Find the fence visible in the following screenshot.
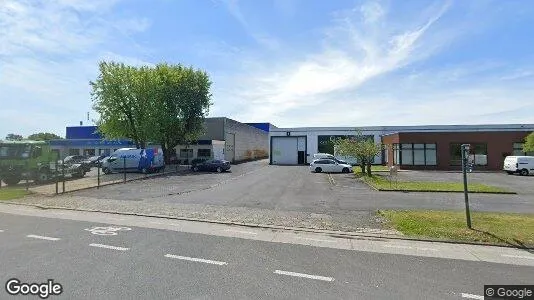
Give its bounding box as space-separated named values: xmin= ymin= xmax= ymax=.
xmin=0 ymin=157 xmax=185 ymax=196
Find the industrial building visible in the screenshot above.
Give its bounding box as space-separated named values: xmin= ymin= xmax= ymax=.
xmin=50 ymin=118 xmax=274 ymax=163
xmin=269 ymin=124 xmax=534 ymax=170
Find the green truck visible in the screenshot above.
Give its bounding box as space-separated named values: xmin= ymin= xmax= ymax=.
xmin=0 ymin=140 xmax=85 ymax=186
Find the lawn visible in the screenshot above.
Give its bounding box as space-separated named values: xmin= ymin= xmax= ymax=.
xmin=380 ymin=210 xmax=534 ymax=247
xmin=354 ymin=171 xmax=511 ymax=193
xmin=352 ymin=165 xmax=390 ymax=172
xmin=0 ymin=188 xmax=29 ymax=200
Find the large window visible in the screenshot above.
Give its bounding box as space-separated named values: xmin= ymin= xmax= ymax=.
xmin=513 ymin=142 xmax=534 ymax=156
xmin=393 ymin=143 xmax=436 ymax=166
xmin=450 ymin=143 xmax=487 ymax=166
xmin=180 ymin=149 xmax=193 ymax=158
xmin=197 ymin=149 xmax=211 ymax=157
xmin=317 ymin=135 xmax=371 ymax=154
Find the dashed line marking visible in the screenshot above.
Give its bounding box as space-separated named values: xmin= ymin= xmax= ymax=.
xmin=461 ymin=293 xmax=484 ymax=299
xmin=89 ymin=243 xmax=129 ymax=251
xmin=502 ymin=254 xmax=534 ymax=260
xmin=224 ymin=229 xmax=258 ymax=235
xmin=383 ymin=245 xmax=438 ymax=251
xmin=26 ymin=235 xmax=60 ymax=241
xmin=164 ymin=254 xmax=227 ymax=265
xmin=274 ymin=270 xmax=334 ymax=282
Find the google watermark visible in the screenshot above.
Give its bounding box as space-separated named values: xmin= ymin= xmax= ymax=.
xmin=5 ymin=278 xmax=62 ymax=299
xmin=485 ymin=285 xmax=534 ymax=299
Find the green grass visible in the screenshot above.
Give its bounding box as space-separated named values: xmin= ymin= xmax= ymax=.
xmin=354 ymin=171 xmax=511 ymax=193
xmin=380 ymin=210 xmax=534 ymax=247
xmin=0 ymin=188 xmax=29 ymax=200
xmin=352 ymin=165 xmax=390 ymax=172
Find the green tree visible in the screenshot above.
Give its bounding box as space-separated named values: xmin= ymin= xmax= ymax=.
xmin=524 ymin=132 xmax=534 ymax=153
xmin=27 ymin=132 xmax=62 ymax=141
xmin=91 ymin=61 xmax=212 ymax=162
xmin=334 ymin=130 xmax=382 ymax=176
xmin=5 ymin=133 xmax=23 ymax=141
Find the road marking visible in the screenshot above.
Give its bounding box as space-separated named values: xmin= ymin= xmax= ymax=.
xmin=0 ymin=229 xmax=4 ymax=232
xmin=274 ymin=270 xmax=334 ymax=282
xmin=89 ymin=243 xmax=129 ymax=251
xmin=164 ymin=254 xmax=227 ymax=265
xmin=85 ymin=226 xmax=132 ymax=236
xmin=26 ymin=235 xmax=60 ymax=241
xmin=461 ymin=293 xmax=484 ymax=299
xmin=383 ymin=245 xmax=438 ymax=251
xmin=296 ymin=237 xmax=335 ymax=243
xmin=502 ymin=254 xmax=534 ymax=260
xmin=224 ymin=229 xmax=258 ymax=235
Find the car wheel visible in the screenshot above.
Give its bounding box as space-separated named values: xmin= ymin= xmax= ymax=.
xmin=342 ymin=167 xmax=350 ymax=173
xmin=315 ymin=167 xmax=322 ymax=173
xmin=216 ymin=167 xmax=222 ymax=173
xmin=36 ymin=170 xmax=51 ymax=183
xmin=193 ymin=166 xmax=199 ymax=172
xmin=520 ymin=169 xmax=529 ymax=176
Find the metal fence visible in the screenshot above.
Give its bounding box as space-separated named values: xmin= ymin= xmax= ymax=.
xmin=0 ymin=157 xmax=185 ymax=196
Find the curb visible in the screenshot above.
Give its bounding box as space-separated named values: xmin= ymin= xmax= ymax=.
xmin=357 ymin=178 xmax=516 ymax=194
xmin=1 ymin=201 xmax=531 ymax=250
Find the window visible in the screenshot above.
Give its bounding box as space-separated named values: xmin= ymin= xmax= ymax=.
xmin=450 ymin=143 xmax=487 ymax=166
xmin=180 ymin=149 xmax=193 ymax=158
xmin=513 ymin=142 xmax=534 ymax=156
xmin=395 ymin=143 xmax=436 ymax=166
xmin=197 ymin=149 xmax=211 ymax=157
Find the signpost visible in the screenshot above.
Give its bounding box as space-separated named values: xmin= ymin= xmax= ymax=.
xmin=461 ymin=144 xmax=472 ymax=229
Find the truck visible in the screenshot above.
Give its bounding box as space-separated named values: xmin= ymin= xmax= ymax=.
xmin=0 ymin=140 xmax=86 ymax=186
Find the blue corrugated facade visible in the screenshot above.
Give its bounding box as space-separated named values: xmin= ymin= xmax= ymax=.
xmin=245 ymin=123 xmax=272 ymax=132
xmin=66 ymin=126 xmax=102 ymax=139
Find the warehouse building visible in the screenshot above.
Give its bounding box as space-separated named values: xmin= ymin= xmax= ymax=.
xmin=269 ymin=124 xmax=534 ymax=170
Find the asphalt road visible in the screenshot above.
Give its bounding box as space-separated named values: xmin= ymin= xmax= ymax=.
xmin=0 ymin=211 xmax=532 ymax=300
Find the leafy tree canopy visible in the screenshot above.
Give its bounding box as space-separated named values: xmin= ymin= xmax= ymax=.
xmin=27 ymin=132 xmax=63 ymax=141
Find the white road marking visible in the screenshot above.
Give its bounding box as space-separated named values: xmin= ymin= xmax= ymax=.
xmin=502 ymin=254 xmax=534 ymax=260
xmin=89 ymin=243 xmax=129 ymax=251
xmin=0 ymin=229 xmax=4 ymax=232
xmin=296 ymin=237 xmax=335 ymax=243
xmin=85 ymin=226 xmax=132 ymax=236
xmin=26 ymin=234 xmax=60 ymax=241
xmin=383 ymin=245 xmax=438 ymax=251
xmin=461 ymin=293 xmax=484 ymax=299
xmin=164 ymin=254 xmax=227 ymax=265
xmin=224 ymin=229 xmax=258 ymax=235
xmin=274 ymin=270 xmax=334 ymax=282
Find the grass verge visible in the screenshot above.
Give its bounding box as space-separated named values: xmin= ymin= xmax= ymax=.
xmin=352 ymin=165 xmax=390 ymax=172
xmin=380 ymin=210 xmax=534 ymax=248
xmin=354 ymin=171 xmax=511 ymax=193
xmin=0 ymin=188 xmax=30 ymax=200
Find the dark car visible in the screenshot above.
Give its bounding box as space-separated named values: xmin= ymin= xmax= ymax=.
xmin=63 ymin=155 xmax=91 ymax=172
xmin=82 ymin=155 xmax=108 ymax=168
xmin=191 ymin=159 xmax=231 ymax=173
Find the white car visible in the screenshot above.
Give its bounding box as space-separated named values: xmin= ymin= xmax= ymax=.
xmin=310 ymin=159 xmax=353 ymax=173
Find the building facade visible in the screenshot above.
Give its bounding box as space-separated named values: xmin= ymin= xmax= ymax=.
xmin=269 ymin=124 xmax=534 ymax=169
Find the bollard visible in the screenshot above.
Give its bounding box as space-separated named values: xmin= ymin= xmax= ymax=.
xmin=123 ymin=157 xmax=126 ymax=183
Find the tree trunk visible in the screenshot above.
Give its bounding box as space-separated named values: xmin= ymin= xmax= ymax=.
xmin=366 ymin=163 xmax=372 ymax=176
xmin=359 ymin=157 xmax=366 ymax=174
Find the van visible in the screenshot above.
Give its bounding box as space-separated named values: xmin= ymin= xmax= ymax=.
xmin=503 ymin=156 xmax=534 ymax=176
xmin=102 ymin=147 xmax=164 ymax=174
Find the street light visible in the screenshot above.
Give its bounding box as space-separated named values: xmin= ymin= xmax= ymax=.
xmin=461 ymin=144 xmax=472 ymax=228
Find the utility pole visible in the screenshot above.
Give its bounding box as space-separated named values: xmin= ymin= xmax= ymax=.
xmin=461 ymin=144 xmax=472 ymax=229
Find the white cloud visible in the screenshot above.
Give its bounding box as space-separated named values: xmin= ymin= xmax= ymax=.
xmin=360 ymin=1 xmax=385 ymax=24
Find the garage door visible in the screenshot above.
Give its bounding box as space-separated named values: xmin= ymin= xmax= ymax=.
xmin=271 ymin=137 xmax=298 ymax=165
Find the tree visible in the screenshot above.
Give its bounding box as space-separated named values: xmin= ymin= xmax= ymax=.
xmin=91 ymin=61 xmax=212 ymax=162
xmin=524 ymin=132 xmax=534 ymax=153
xmin=5 ymin=133 xmax=23 ymax=141
xmin=27 ymin=132 xmax=62 ymax=141
xmin=334 ymin=130 xmax=382 ymax=176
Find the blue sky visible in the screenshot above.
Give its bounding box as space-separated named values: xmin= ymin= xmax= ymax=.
xmin=1 ymin=0 xmax=533 ymax=138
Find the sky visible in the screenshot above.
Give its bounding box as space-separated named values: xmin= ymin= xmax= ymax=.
xmin=1 ymin=0 xmax=533 ymax=138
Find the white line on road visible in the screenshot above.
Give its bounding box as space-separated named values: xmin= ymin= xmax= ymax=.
xmin=224 ymin=229 xmax=258 ymax=235
xmin=164 ymin=254 xmax=228 ymax=265
xmin=0 ymin=229 xmax=4 ymax=232
xmin=274 ymin=270 xmax=334 ymax=282
xmin=502 ymin=254 xmax=534 ymax=260
xmin=89 ymin=243 xmax=129 ymax=251
xmin=26 ymin=234 xmax=60 ymax=241
xmin=461 ymin=293 xmax=484 ymax=299
xmin=383 ymin=245 xmax=438 ymax=251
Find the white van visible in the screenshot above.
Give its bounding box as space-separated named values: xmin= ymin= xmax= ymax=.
xmin=102 ymin=147 xmax=164 ymax=174
xmin=503 ymin=156 xmax=534 ymax=176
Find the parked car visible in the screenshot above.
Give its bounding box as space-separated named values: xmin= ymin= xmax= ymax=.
xmin=191 ymin=159 xmax=231 ymax=173
xmin=62 ymin=155 xmax=91 ymax=172
xmin=313 ymin=153 xmax=349 ymax=165
xmin=503 ymin=156 xmax=534 ymax=176
xmin=310 ymin=159 xmax=352 ymax=173
xmin=101 ymin=147 xmax=164 ymax=174
xmin=82 ymin=155 xmax=108 ymax=168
